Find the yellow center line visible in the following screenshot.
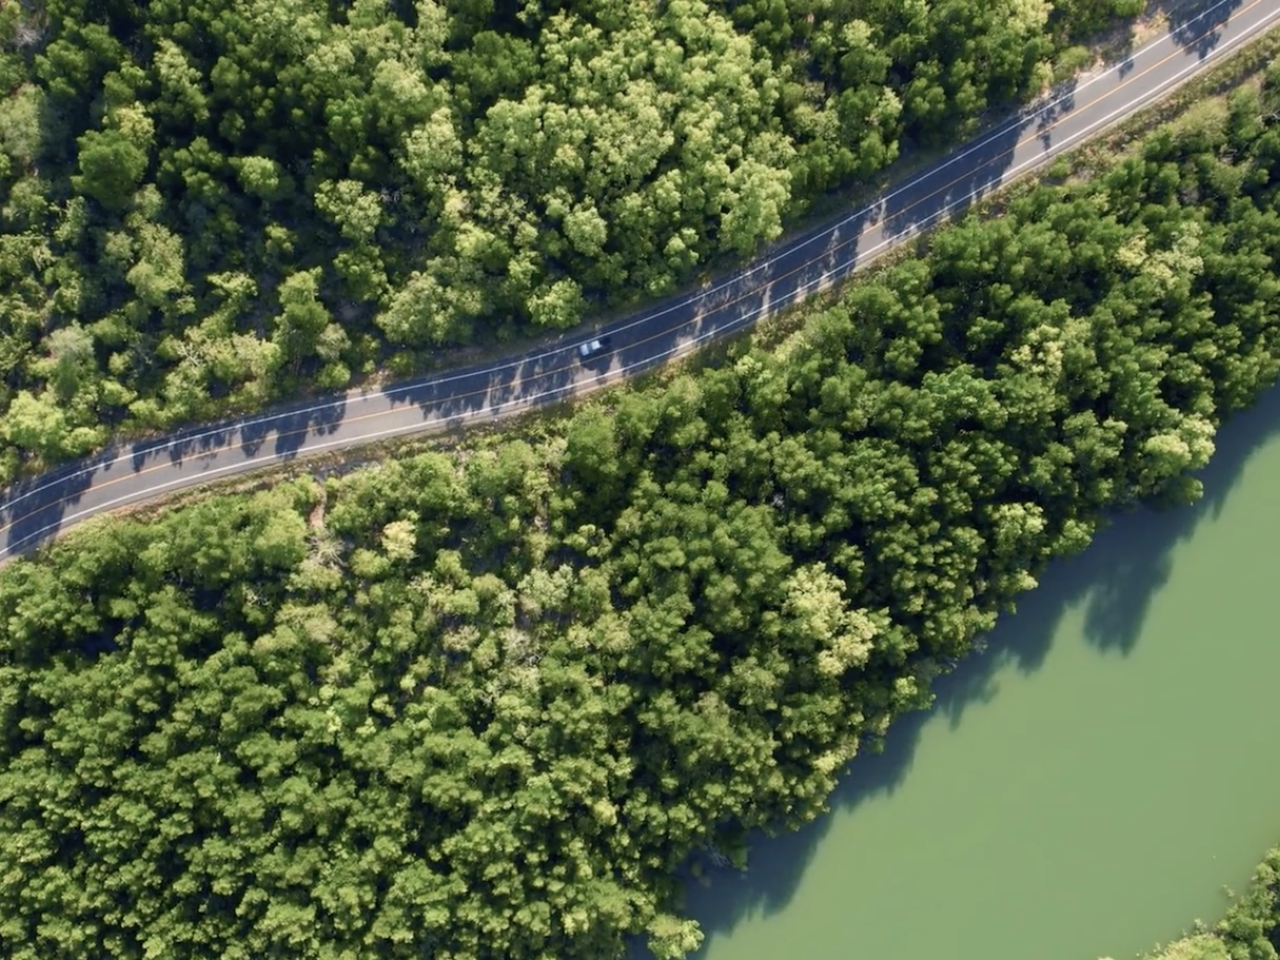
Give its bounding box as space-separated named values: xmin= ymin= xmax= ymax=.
xmin=0 ymin=0 xmax=1271 ymax=549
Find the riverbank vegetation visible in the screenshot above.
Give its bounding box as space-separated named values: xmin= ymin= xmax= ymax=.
xmin=5 ymin=43 xmax=1280 ymax=960
xmin=0 ymin=0 xmax=1146 ymax=479
xmin=1106 ymin=847 xmax=1280 ymax=960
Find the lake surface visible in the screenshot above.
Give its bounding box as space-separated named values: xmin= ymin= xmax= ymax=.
xmin=669 ymin=385 xmax=1280 ymax=960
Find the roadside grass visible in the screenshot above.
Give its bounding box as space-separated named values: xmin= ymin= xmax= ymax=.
xmin=22 ymin=5 xmax=1280 ymax=553
xmin=477 ymin=0 xmax=1280 ymax=384
xmin=4 ymin=2 xmax=1193 ymax=462
xmin=369 ymin=0 xmax=1277 ymax=382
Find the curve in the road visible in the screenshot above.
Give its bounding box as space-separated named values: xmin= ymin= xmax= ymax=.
xmin=2 ymin=0 xmax=1277 ymax=563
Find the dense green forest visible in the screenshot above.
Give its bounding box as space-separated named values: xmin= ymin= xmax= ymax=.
xmin=0 ymin=0 xmax=1143 ymax=479
xmin=1113 ymin=847 xmax=1280 ymax=960
xmin=3 ymin=59 xmax=1280 ymax=960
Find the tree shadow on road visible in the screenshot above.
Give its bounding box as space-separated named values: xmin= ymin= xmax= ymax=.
xmin=1159 ymin=0 xmax=1245 ymax=60
xmin=876 ymin=73 xmax=1086 ymax=247
xmin=0 ymin=455 xmax=95 ymax=563
xmin=239 ymin=397 xmax=347 ymax=460
xmin=0 ymin=391 xmax=356 ymax=564
xmin=387 ymin=341 xmax=584 ymax=433
xmin=637 ymin=382 xmax=1280 ymax=959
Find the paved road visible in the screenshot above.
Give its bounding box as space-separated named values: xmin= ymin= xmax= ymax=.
xmin=2 ymin=0 xmax=1278 ymax=563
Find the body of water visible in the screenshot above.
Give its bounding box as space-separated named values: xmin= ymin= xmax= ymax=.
xmin=671 ymin=385 xmax=1280 ymax=960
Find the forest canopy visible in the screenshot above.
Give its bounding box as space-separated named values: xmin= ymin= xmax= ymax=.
xmin=3 ymin=60 xmax=1280 ymax=960
xmin=0 ymin=0 xmax=1142 ymax=479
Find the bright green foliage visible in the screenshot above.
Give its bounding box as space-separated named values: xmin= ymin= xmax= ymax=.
xmin=0 ymin=0 xmax=1135 ymax=470
xmin=5 ymin=84 xmax=1280 ymax=960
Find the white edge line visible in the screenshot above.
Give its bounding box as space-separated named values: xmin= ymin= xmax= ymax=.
xmin=0 ymin=0 xmax=1245 ymax=515
xmin=0 ymin=0 xmax=1271 ymax=559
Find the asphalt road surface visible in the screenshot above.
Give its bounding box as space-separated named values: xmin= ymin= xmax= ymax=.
xmin=3 ymin=0 xmax=1279 ymax=564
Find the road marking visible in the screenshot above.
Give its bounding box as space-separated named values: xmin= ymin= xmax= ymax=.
xmin=0 ymin=0 xmax=1250 ymax=520
xmin=1 ymin=0 xmax=1274 ymax=557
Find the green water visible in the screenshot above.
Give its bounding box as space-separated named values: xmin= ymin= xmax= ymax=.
xmin=676 ymin=386 xmax=1280 ymax=960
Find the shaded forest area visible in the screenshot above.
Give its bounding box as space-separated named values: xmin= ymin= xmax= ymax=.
xmin=0 ymin=0 xmax=1143 ymax=478
xmin=3 ymin=60 xmax=1280 ymax=960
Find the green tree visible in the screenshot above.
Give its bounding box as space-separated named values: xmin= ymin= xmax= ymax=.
xmin=272 ymin=267 xmax=332 ymax=369
xmin=73 ymin=126 xmax=149 ymax=208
